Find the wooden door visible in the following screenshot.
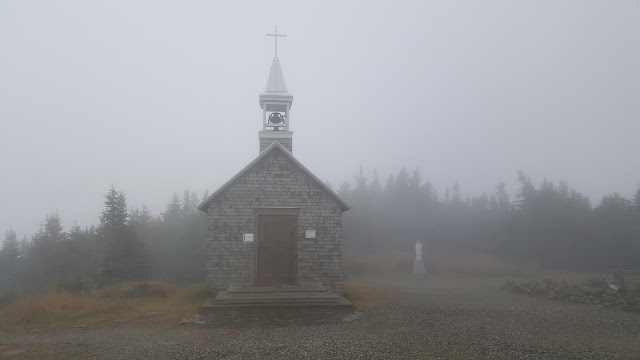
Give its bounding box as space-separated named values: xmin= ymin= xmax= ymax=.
xmin=256 ymin=215 xmax=297 ymax=284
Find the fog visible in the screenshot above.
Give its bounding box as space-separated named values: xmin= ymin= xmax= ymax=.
xmin=2 ymin=0 xmax=640 ymax=237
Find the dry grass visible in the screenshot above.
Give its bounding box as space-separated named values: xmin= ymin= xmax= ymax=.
xmin=344 ymin=252 xmax=607 ymax=284
xmin=345 ymin=251 xmax=545 ymax=277
xmin=0 ymin=282 xmax=211 ymax=332
xmin=344 ymin=251 xmax=413 ymax=275
xmin=425 ymin=253 xmax=541 ymax=276
xmin=0 ymin=280 xmax=394 ymax=331
xmin=343 ymin=280 xmax=395 ymax=309
xmin=523 ymin=270 xmax=604 ymax=282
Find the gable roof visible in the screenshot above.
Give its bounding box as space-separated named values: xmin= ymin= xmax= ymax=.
xmin=197 ymin=141 xmax=350 ymax=212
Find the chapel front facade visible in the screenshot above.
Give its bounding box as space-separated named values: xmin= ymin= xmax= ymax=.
xmin=197 ymin=46 xmax=349 ymax=295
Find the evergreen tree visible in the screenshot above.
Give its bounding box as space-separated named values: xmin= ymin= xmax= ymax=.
xmin=98 ymin=187 xmax=147 ymax=284
xmin=344 ymin=167 xmax=372 ymax=251
xmin=451 ymin=181 xmax=462 ymax=207
xmin=163 ymin=193 xmax=182 ymax=222
xmin=99 ymin=186 xmax=129 ymax=233
xmin=515 ymin=171 xmax=535 ymax=211
xmin=494 ymin=182 xmax=510 ymax=212
xmin=409 ymin=168 xmax=422 ymax=193
xmin=1 ymin=229 xmax=20 ymax=263
xmin=394 ymin=168 xmax=410 ymax=195
xmin=633 ymin=185 xmax=640 ymax=212
xmin=471 ymin=193 xmax=489 ymax=211
xmin=33 ymin=212 xmax=65 ymax=246
xmin=182 ymin=190 xmax=200 ymax=217
xmin=337 ymin=182 xmax=352 ymax=202
xmin=19 ymin=235 xmax=29 ymax=255
xmin=0 ymin=229 xmax=20 ymax=290
xmin=421 ymin=181 xmax=438 ymax=203
xmin=140 ymin=205 xmax=153 ymax=224
xmin=489 ymin=193 xmax=498 ymax=211
xmin=57 ymin=221 xmax=99 ymax=291
xmin=369 ymin=170 xmax=382 ymax=195
xmin=596 ymin=193 xmax=632 ymax=214
xmin=129 ymin=208 xmax=142 ymax=227
xmin=384 ymin=174 xmax=395 ymax=193
xmin=129 ymin=205 xmax=154 ymax=228
xmin=19 ymin=212 xmax=68 ymax=290
xmin=353 ymin=166 xmax=367 ymax=192
xmin=594 ymin=193 xmax=638 ymax=268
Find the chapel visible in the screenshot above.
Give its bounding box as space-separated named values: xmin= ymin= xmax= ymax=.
xmin=197 ymin=29 xmax=350 ymax=297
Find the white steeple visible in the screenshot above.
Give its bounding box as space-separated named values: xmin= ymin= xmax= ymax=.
xmin=259 ymin=26 xmax=294 ymax=153
xmin=259 ymin=56 xmax=293 ymax=111
xmin=264 ymin=57 xmax=290 ymax=94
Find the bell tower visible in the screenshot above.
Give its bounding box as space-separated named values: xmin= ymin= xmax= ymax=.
xmin=259 ymin=26 xmax=293 ymax=153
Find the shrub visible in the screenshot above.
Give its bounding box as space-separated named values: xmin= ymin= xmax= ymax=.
xmin=54 ymin=276 xmax=98 ymax=294
xmin=0 ymin=288 xmax=21 ymax=307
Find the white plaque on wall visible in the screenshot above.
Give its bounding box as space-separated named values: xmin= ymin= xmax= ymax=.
xmin=243 ymin=233 xmax=254 ymax=243
xmin=305 ymin=230 xmax=316 ymax=239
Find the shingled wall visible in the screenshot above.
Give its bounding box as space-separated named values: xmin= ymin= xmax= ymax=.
xmin=260 ymin=135 xmax=292 ymax=153
xmin=205 ymin=146 xmax=345 ymax=294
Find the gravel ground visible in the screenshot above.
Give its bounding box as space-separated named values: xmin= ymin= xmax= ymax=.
xmin=1 ymin=275 xmax=639 ymax=359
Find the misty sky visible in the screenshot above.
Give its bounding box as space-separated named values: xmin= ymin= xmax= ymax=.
xmin=2 ymin=1 xmax=640 ymax=237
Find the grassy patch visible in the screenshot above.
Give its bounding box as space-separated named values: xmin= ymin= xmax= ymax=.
xmin=186 ymin=285 xmax=217 ymax=303
xmin=345 ymin=252 xmax=545 ymax=277
xmin=343 ymin=280 xmax=395 ymax=308
xmin=0 ymin=282 xmax=211 ymax=331
xmin=344 ymin=252 xmax=413 ymax=276
xmin=424 ymin=253 xmax=541 ymax=276
xmin=0 ymin=281 xmax=381 ymax=330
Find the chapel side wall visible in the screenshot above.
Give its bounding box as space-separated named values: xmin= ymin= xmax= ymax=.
xmin=205 ymin=150 xmax=344 ymax=294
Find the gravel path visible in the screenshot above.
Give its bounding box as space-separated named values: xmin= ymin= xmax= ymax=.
xmin=1 ymin=275 xmax=639 ymax=359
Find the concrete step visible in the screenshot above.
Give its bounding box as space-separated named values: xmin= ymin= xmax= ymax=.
xmin=201 ymin=297 xmax=354 ymax=316
xmin=226 ymin=283 xmax=328 ymax=293
xmin=213 ymin=291 xmax=340 ymax=304
xmin=214 ymin=291 xmax=341 ymax=304
xmin=201 ymin=283 xmax=354 ymax=315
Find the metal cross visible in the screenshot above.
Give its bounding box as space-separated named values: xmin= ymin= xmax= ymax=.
xmin=266 ymin=25 xmax=287 ymax=57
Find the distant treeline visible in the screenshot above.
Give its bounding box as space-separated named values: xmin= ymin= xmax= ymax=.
xmin=0 ymin=187 xmax=208 ymax=298
xmin=338 ymin=169 xmax=640 ymax=271
xmin=1 ymin=169 xmax=640 ymax=297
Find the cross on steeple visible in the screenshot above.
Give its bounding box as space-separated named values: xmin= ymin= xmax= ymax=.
xmin=266 ymin=25 xmax=287 ymax=58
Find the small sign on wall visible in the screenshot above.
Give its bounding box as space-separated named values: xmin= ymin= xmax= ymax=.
xmin=243 ymin=233 xmax=254 ymax=243
xmin=305 ymin=230 xmax=316 ymax=239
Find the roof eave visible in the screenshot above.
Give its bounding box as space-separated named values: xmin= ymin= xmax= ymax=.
xmin=197 ymin=142 xmax=350 ymax=213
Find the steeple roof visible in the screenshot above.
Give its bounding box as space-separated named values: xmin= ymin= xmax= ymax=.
xmin=263 ymin=57 xmax=290 ymax=95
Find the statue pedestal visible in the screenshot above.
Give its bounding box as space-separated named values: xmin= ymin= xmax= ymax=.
xmin=413 ymin=259 xmax=425 ymax=274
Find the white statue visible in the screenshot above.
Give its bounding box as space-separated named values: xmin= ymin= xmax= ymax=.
xmin=413 ymin=241 xmax=425 ymax=274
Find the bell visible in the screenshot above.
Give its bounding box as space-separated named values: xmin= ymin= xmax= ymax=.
xmin=268 ymin=112 xmax=285 ymax=131
xmin=268 ymin=112 xmax=284 ymax=124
